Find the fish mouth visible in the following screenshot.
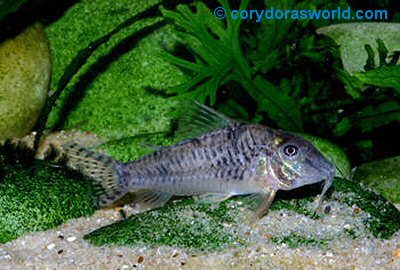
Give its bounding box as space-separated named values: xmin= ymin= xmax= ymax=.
xmin=302 ymin=155 xmax=335 ymax=188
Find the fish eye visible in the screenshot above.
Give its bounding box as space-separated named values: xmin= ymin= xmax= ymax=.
xmin=283 ymin=144 xmax=299 ymax=157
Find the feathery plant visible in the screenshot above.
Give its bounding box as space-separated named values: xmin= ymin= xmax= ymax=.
xmin=160 ymin=0 xmax=400 ymax=163
xmin=160 ymin=0 xmax=302 ymax=131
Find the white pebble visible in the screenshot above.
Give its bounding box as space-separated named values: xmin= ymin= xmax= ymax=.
xmin=343 ymin=224 xmax=351 ymax=230
xmin=46 ymin=243 xmax=56 ymax=250
xmin=67 ymin=236 xmax=77 ymax=242
xmin=121 ymin=265 xmax=129 ymax=269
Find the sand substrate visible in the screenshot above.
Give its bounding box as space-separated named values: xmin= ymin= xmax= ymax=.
xmin=0 ymin=202 xmax=399 ymax=270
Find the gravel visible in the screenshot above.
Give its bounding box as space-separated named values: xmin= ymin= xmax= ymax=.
xmin=0 ymin=202 xmax=399 ymax=270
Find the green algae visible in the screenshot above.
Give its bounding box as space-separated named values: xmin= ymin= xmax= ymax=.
xmin=0 ymin=147 xmax=95 ymax=244
xmin=98 ymin=131 xmax=175 ymax=162
xmin=270 ymin=233 xmax=326 ymax=248
xmin=353 ymin=156 xmax=400 ymax=204
xmin=85 ymin=198 xmax=243 ymax=250
xmin=271 ymin=196 xmax=319 ymax=219
xmin=333 ymin=178 xmax=400 ymax=239
xmin=44 ymin=0 xmax=186 ymax=159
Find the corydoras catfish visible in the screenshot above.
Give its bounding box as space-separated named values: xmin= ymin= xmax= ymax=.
xmin=63 ymin=102 xmax=335 ymax=218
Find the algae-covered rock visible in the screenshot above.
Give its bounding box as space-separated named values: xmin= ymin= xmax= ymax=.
xmin=332 ymin=178 xmax=400 ymax=239
xmin=353 ymin=156 xmax=400 ymax=204
xmin=0 ymin=23 xmax=51 ymax=140
xmin=317 ymin=23 xmax=400 ymax=74
xmin=84 ymin=178 xmax=399 ymax=250
xmin=0 ymin=146 xmax=95 ymax=244
xmin=44 ymin=0 xmax=185 ymax=161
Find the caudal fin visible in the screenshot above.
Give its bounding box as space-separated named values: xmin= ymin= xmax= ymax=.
xmin=62 ymin=142 xmax=126 ymax=207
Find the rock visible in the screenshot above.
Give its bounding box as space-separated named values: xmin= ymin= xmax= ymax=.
xmin=353 ymin=156 xmax=400 ymax=205
xmin=0 ymin=23 xmax=51 ymax=140
xmin=317 ymin=23 xmax=400 ymax=74
xmin=44 ymin=0 xmax=183 ymax=162
xmin=0 ymin=145 xmax=95 ymax=244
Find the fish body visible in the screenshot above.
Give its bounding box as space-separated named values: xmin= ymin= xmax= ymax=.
xmin=63 ymin=102 xmax=334 ymax=217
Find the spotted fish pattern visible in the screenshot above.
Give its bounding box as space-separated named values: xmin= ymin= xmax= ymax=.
xmin=63 ymin=102 xmax=335 ymax=218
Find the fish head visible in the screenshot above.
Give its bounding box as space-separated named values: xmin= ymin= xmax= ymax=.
xmin=267 ymin=133 xmax=335 ymax=192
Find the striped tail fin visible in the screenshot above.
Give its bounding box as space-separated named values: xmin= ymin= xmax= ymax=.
xmin=62 ymin=142 xmax=127 ymax=207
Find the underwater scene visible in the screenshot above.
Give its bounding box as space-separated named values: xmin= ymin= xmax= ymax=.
xmin=0 ymin=0 xmax=399 ymax=269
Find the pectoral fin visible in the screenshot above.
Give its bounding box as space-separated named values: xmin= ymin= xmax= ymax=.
xmin=246 ymin=189 xmax=277 ymax=220
xmin=194 ymin=193 xmax=233 ymax=203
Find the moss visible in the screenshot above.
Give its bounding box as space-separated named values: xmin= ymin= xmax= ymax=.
xmin=271 ymin=196 xmax=319 ymax=219
xmin=44 ymin=0 xmax=187 ymax=161
xmin=98 ymin=132 xmax=175 ymax=162
xmin=333 ymin=178 xmax=400 ymax=239
xmin=270 ymin=233 xmax=326 ymax=248
xmin=353 ymin=156 xmax=400 ymax=204
xmin=84 ymin=198 xmax=244 ymax=251
xmin=0 ymin=147 xmax=95 ymax=244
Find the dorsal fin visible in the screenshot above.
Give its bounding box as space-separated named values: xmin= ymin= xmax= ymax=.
xmin=175 ymin=101 xmax=236 ymax=140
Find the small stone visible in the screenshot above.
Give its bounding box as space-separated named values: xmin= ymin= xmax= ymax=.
xmin=343 ymin=224 xmax=352 ymax=230
xmin=324 ymin=205 xmax=331 ymax=214
xmin=121 ymin=265 xmax=129 ymax=270
xmin=57 ymin=231 xmax=64 ymax=240
xmin=67 ymin=236 xmax=77 ymax=242
xmin=46 ymin=243 xmax=55 ymax=250
xmin=393 ymin=249 xmax=400 ymax=257
xmin=137 ymin=256 xmax=144 ymax=264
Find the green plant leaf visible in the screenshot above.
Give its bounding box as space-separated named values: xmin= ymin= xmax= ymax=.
xmin=317 ymin=23 xmax=400 ymax=74
xmin=0 ymin=0 xmax=26 ymax=21
xmin=355 ymin=65 xmax=400 ymax=92
xmin=377 ymin=38 xmax=389 ymax=66
xmin=363 ymin=44 xmax=375 ymax=71
xmin=336 ymin=101 xmax=400 ymax=135
xmin=335 ymin=68 xmax=363 ymax=99
xmin=160 ymin=0 xmax=250 ymax=105
xmin=161 ymin=0 xmax=302 ymax=131
xmin=237 ymin=75 xmax=302 ymax=131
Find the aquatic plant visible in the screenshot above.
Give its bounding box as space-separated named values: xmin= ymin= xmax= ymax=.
xmin=2 ymin=0 xmax=398 ymax=164
xmin=160 ymin=0 xmax=400 ymax=164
